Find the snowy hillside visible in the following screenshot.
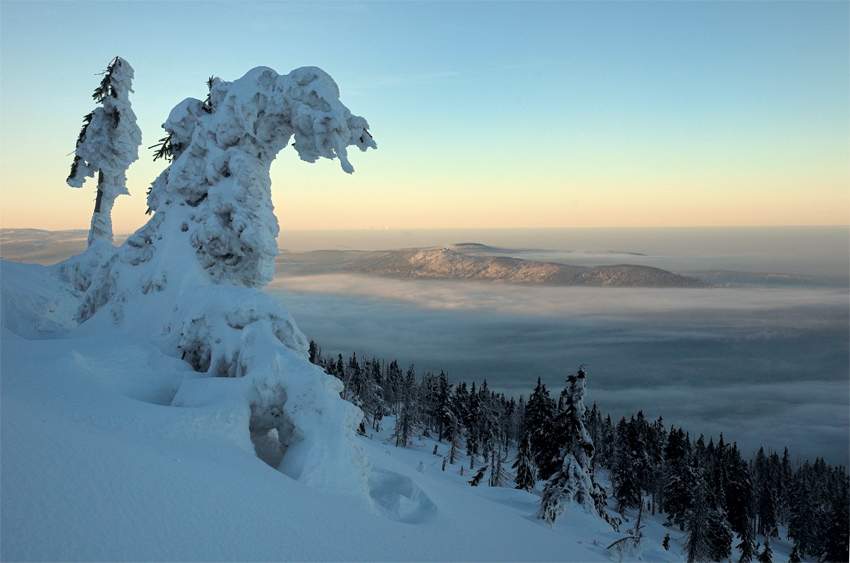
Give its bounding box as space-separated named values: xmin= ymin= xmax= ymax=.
xmin=0 ymin=258 xmax=685 ymax=562
xmin=277 ymin=247 xmax=708 ymax=287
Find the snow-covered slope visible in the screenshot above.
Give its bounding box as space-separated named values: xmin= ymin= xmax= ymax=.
xmin=1 ymin=258 xmax=683 ymax=562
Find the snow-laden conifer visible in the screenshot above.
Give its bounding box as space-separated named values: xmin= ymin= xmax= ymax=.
xmin=525 ymin=377 xmax=556 ymax=478
xmin=66 ymin=65 xmax=376 ymax=503
xmin=538 ymin=367 xmax=600 ymax=523
xmin=512 ymin=432 xmax=537 ymax=492
xmin=393 ymin=365 xmax=418 ymax=447
xmin=68 ymin=57 xmax=141 ymax=248
xmin=488 ymin=442 xmax=512 ymax=487
xmin=757 ymin=535 xmax=773 ymax=563
xmin=736 ymin=519 xmax=757 ymax=563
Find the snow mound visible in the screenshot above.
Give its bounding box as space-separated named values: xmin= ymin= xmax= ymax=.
xmin=0 ymin=261 xmax=80 ymax=339
xmin=167 ymin=286 xmax=370 ymax=498
xmin=368 ymin=468 xmax=437 ymax=524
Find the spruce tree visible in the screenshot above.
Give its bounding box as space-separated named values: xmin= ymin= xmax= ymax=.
xmin=475 ymin=380 xmax=500 ymax=461
xmin=465 ymin=381 xmax=480 ymax=464
xmin=538 ymin=367 xmax=600 ymax=524
xmin=307 ymin=340 xmax=319 ymax=364
xmin=736 ymin=519 xmax=757 ymax=563
xmin=754 ymin=447 xmax=779 ymax=539
xmin=488 ymin=442 xmax=511 ymax=488
xmin=648 ymin=416 xmax=667 ymax=514
xmin=683 ymin=472 xmax=713 ymax=563
xmin=756 ymin=536 xmax=772 ymax=563
xmin=822 ymin=476 xmax=850 ymax=563
xmin=468 ymin=465 xmax=487 ymax=486
xmin=612 ymin=416 xmax=642 ymax=513
xmin=445 ymin=409 xmax=462 ymax=465
xmin=513 ymin=432 xmax=537 ymax=492
xmin=664 ymin=427 xmax=693 ymax=529
xmin=382 ymin=359 xmax=402 ymax=412
xmin=725 ymin=443 xmax=753 ymax=536
xmin=435 ymin=370 xmax=452 ymax=441
xmin=525 ymin=377 xmax=556 ymax=479
xmin=787 ymin=544 xmax=801 ymax=563
xmin=392 ymin=365 xmax=417 ymax=447
xmin=68 ymin=56 xmax=142 ymax=247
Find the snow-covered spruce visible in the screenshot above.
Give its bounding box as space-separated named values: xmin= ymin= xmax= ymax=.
xmin=70 ymin=65 xmax=376 ymax=502
xmin=138 ymin=65 xmax=375 ymax=291
xmin=538 ymin=367 xmax=614 ymax=528
xmin=67 ymin=57 xmax=142 ymax=249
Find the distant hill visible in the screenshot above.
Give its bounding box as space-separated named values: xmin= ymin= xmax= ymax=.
xmin=0 ymin=231 xmax=707 ymax=288
xmin=680 ymin=269 xmax=850 ymax=288
xmin=278 ymin=246 xmax=709 ymax=288
xmin=451 ymin=242 xmax=646 ymax=257
xmin=0 ymin=229 xmax=129 ymax=266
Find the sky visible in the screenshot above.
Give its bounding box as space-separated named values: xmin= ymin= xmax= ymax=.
xmin=1 ymin=1 xmax=848 ymax=234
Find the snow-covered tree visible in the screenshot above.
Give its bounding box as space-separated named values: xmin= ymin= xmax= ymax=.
xmin=756 ymin=535 xmax=772 ymax=563
xmin=468 ymin=465 xmax=487 ymax=487
xmin=78 ymin=65 xmax=375 ymax=322
xmin=736 ymin=519 xmax=757 ymax=563
xmin=787 ymin=544 xmax=801 ymax=563
xmin=525 ymin=377 xmax=556 ymax=479
xmin=393 ymin=365 xmax=418 ymax=448
xmin=445 ymin=408 xmax=463 ymax=465
xmin=488 ymin=441 xmax=512 ymax=488
xmin=822 ymin=475 xmax=850 ymax=563
xmin=612 ymin=416 xmax=643 ymax=514
xmin=664 ymin=427 xmax=693 ymax=529
xmin=68 ymin=57 xmax=141 ymax=248
xmin=683 ymin=472 xmax=713 ymax=563
xmin=512 ymin=432 xmax=537 ymax=492
xmin=68 ymin=65 xmax=376 ymax=503
xmin=538 ymin=367 xmax=598 ymax=523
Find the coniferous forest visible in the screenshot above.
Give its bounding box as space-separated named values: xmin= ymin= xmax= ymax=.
xmin=308 ymin=340 xmax=849 ymax=563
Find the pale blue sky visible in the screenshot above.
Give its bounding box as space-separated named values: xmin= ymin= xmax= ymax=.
xmin=1 ymin=1 xmax=848 ymax=232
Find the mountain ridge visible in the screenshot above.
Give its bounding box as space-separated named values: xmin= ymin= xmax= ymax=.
xmin=278 ymin=246 xmax=709 ymax=288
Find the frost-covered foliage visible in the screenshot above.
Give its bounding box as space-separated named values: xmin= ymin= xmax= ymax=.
xmin=63 ymin=65 xmax=376 ymax=503
xmin=67 ymin=57 xmax=141 ymax=247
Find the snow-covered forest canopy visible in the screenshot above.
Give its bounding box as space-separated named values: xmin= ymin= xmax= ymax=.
xmin=1 ymin=58 xmax=848 ymax=563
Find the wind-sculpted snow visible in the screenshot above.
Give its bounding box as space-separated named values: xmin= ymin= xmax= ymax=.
xmin=167 ymin=286 xmax=370 ymax=497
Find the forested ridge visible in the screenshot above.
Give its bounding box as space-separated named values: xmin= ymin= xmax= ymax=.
xmin=308 ymin=340 xmax=849 ymax=563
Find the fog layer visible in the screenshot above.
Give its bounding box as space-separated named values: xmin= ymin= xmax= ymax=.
xmin=267 ymin=275 xmax=849 ymax=465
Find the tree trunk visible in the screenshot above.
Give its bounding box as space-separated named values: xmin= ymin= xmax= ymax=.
xmin=94 ymin=171 xmax=104 ymax=213
xmin=88 ymin=171 xmax=115 ymax=247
